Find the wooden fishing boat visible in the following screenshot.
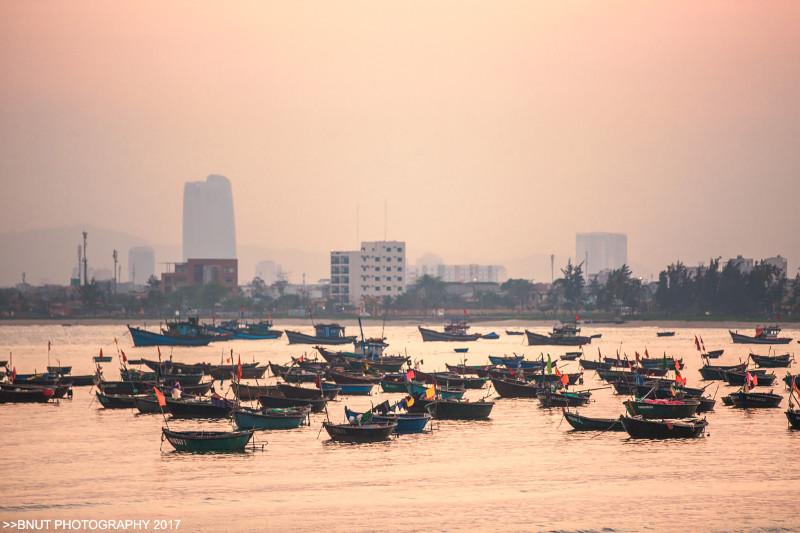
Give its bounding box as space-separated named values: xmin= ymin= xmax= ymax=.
xmin=695 ymin=396 xmax=716 ymax=413
xmin=425 ymin=399 xmax=494 ymax=420
xmin=623 ymin=398 xmax=700 ymax=419
xmin=285 ymin=324 xmax=357 ymax=345
xmin=166 ymin=397 xmax=236 ymax=418
xmin=454 ymin=348 xmax=469 ymax=353
xmin=704 ymin=349 xmax=724 ymax=359
xmin=69 ymin=375 xmax=95 ymax=387
xmin=640 ymin=357 xmax=682 ymax=370
xmin=656 ymin=331 xmax=676 ymax=337
xmin=505 ymin=330 xmax=524 ymax=336
xmin=562 ymin=410 xmax=624 ymax=431
xmin=721 ymin=394 xmax=734 ymax=406
xmin=750 ymin=353 xmax=793 ymax=368
xmin=445 ymin=363 xmax=496 ymax=377
xmin=786 ymin=408 xmax=800 ymax=429
xmin=342 ymin=356 xmax=405 ymax=373
xmin=258 ymin=392 xmax=327 ymax=412
xmin=233 ymin=407 xmax=309 ymax=430
xmin=332 ymin=382 xmax=373 ymax=395
xmin=269 ymin=363 xmax=319 ymax=384
xmin=698 ymin=362 xmax=747 ymax=380
xmin=47 ymin=365 xmax=72 ymax=375
xmin=0 ymin=385 xmax=56 ymax=403
xmin=579 ymin=358 xmax=612 ymax=371
xmin=128 ymin=319 xmax=215 ymax=347
xmin=93 ymin=355 xmax=113 ymax=363
xmin=231 ymin=382 xmax=277 ymax=401
xmin=482 ymin=332 xmax=500 ymax=340
xmin=525 ymin=323 xmax=592 ymax=346
xmin=98 ymin=380 xmax=212 ymax=396
xmin=722 ymin=370 xmax=776 ymax=386
xmin=122 ymin=369 xmax=205 ymax=386
xmin=537 ymin=390 xmax=590 ymax=408
xmin=633 ymin=383 xmax=705 ymax=399
xmin=208 ymin=364 xmax=267 ymax=380
xmin=343 ymin=407 xmax=431 ymax=434
xmin=560 ymin=352 xmax=582 ymax=361
xmin=162 ymin=428 xmax=254 ymax=452
xmin=133 ymin=396 xmax=167 ymax=414
xmin=278 ymin=382 xmax=338 ymax=401
xmin=95 ymin=391 xmax=137 ymax=408
xmin=326 ymin=367 xmax=383 ymax=384
xmin=728 ymin=391 xmax=783 ymax=408
xmin=1 ymin=382 xmax=70 ymax=399
xmin=217 ymin=320 xmax=284 ymax=340
xmin=487 ymin=355 xmax=547 ymax=370
xmin=490 ymin=376 xmax=542 ymax=398
xmin=322 ymin=421 xmax=397 ymax=442
xmin=620 ymin=416 xmax=707 ymax=439
xmin=730 ymin=326 xmax=792 ymax=345
xmin=418 ymin=321 xmax=482 ymax=342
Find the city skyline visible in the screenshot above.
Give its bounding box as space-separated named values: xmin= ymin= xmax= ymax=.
xmin=2 ymin=2 xmax=799 ymax=286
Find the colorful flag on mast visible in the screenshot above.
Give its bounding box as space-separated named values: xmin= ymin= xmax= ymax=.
xmin=153 ymin=386 xmax=167 ymax=407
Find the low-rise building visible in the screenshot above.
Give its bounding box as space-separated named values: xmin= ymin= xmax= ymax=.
xmin=330 ymin=241 xmax=406 ymax=306
xmin=161 ymin=258 xmax=238 ymax=294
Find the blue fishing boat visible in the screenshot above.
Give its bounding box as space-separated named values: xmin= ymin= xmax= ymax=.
xmin=454 ymin=348 xmax=469 ymax=353
xmin=345 ymin=407 xmax=430 ymax=434
xmin=285 ymin=323 xmax=358 ymax=345
xmin=482 ymin=332 xmax=500 ymax=340
xmin=216 ymin=320 xmax=284 ymax=340
xmin=331 ymin=382 xmax=374 ymax=395
xmin=128 ymin=318 xmax=216 ymax=347
xmin=488 ymin=355 xmax=546 ymax=370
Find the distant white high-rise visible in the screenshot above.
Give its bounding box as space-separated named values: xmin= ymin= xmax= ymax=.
xmin=576 ymin=232 xmax=628 ymax=275
xmin=255 ymin=260 xmax=283 ymax=285
xmin=182 ymin=175 xmax=237 ymax=260
xmin=128 ymin=246 xmax=155 ymax=285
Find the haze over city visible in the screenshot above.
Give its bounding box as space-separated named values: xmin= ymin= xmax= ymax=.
xmin=2 ymin=2 xmax=799 ymax=286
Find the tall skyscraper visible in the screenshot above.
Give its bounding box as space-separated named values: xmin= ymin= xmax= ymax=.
xmin=576 ymin=232 xmax=628 ymax=275
xmin=182 ymin=175 xmax=237 ymax=260
xmin=128 ymin=246 xmax=155 ymax=285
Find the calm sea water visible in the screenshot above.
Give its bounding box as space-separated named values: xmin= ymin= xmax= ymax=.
xmin=1 ymin=322 xmax=798 ymax=532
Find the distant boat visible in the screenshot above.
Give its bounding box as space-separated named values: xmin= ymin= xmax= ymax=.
xmin=481 ymin=332 xmax=500 ymax=340
xmin=285 ymin=323 xmax=357 ymax=345
xmin=657 ymin=331 xmax=676 ymax=337
xmin=454 ymin=348 xmax=469 ymax=353
xmin=505 ymin=330 xmax=524 ymax=336
xmin=526 ymin=323 xmax=592 ymax=346
xmin=730 ymin=325 xmax=792 ymax=345
xmin=162 ymin=428 xmax=254 ymax=453
xmin=418 ymin=320 xmax=482 ymax=342
xmin=214 ymin=319 xmax=284 ymax=340
xmin=620 ymin=416 xmax=707 ymax=439
xmin=749 ymin=352 xmax=793 ymax=368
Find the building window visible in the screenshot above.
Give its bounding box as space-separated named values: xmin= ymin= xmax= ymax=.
xmin=398 ymin=267 xmax=403 ymax=272
xmin=396 ymin=276 xmax=403 ymax=282
xmin=386 ymin=267 xmax=391 ymax=271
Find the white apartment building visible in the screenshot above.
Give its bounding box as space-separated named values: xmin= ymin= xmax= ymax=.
xmin=330 ymin=241 xmax=407 ymax=306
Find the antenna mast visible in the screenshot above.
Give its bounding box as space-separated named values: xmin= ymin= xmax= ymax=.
xmin=82 ymin=231 xmax=88 ymax=286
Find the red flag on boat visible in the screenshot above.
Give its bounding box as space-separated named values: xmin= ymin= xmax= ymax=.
xmin=560 ymin=373 xmax=569 ymax=386
xmin=644 ymin=348 xmax=650 ymax=358
xmin=121 ymin=350 xmax=127 ymax=363
xmin=406 ymin=369 xmax=415 ymax=381
xmin=700 ymin=336 xmax=706 ymax=352
xmin=635 ymin=352 xmax=640 ymax=362
xmin=554 ymin=367 xmax=562 ymax=377
xmin=575 ymin=314 xmax=580 ymax=322
xmin=694 ymin=336 xmax=701 ymax=351
xmin=315 ymin=374 xmax=322 ymax=389
xmin=153 ymin=386 xmax=167 ymax=407
xmin=236 ymin=355 xmax=243 ymax=382
xmin=99 ymin=348 xmax=103 ymax=357
xmin=752 ymin=373 xmax=758 ymax=387
xmin=10 ymin=366 xmax=16 ymax=383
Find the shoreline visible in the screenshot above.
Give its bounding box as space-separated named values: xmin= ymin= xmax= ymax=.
xmin=1 ymin=317 xmax=798 ymax=329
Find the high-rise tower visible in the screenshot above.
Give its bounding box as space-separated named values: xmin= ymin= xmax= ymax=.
xmin=182 ymin=175 xmax=237 ymax=260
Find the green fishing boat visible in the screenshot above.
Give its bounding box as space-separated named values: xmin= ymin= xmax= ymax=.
xmin=161 ymin=428 xmax=254 ymax=453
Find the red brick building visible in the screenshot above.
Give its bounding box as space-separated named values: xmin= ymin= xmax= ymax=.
xmin=161 ymin=258 xmax=238 ymax=294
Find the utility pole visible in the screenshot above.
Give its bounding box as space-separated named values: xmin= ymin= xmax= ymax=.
xmin=550 ymin=254 xmax=555 ymax=283
xmin=112 ymin=249 xmax=118 ymax=293
xmin=82 ymin=231 xmax=88 ymax=286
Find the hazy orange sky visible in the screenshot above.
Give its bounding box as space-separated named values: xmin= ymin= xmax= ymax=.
xmin=1 ymin=2 xmax=799 ymax=280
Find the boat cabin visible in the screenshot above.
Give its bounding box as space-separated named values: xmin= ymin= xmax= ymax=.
xmin=755 ymin=325 xmax=782 ymax=339
xmin=443 ymin=320 xmax=471 ymax=336
xmin=314 ymin=323 xmax=347 ymax=339
xmin=353 ymin=338 xmax=388 ymax=357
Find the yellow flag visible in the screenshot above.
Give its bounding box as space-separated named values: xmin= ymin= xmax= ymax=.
xmin=425 ymin=386 xmax=435 ymax=400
